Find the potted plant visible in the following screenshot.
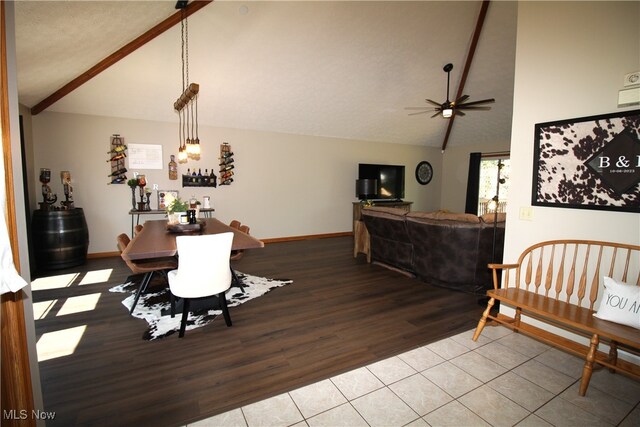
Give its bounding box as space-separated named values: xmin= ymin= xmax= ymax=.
xmin=165 ymin=195 xmax=189 ymax=224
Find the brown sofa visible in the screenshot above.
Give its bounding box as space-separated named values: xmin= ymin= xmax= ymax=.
xmin=361 ymin=207 xmax=506 ymax=294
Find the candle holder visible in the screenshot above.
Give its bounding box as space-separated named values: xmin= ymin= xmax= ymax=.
xmin=145 ymin=190 xmax=152 ymax=211
xmin=137 ymin=175 xmax=147 ymax=211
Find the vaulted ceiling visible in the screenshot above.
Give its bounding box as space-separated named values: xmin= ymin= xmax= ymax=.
xmin=14 ymin=1 xmax=517 ymax=149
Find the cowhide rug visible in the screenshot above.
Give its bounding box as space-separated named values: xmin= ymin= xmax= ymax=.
xmin=109 ymin=271 xmax=292 ymax=340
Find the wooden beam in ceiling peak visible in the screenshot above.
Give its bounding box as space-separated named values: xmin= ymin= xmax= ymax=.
xmin=441 ymin=0 xmax=490 ymax=153
xmin=31 ymin=0 xmax=213 ymax=115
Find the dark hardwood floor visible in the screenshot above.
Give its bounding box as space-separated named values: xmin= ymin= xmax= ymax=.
xmin=33 ymin=236 xmax=486 ymax=426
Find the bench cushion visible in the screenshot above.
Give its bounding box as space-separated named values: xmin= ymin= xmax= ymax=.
xmin=489 ymin=288 xmax=640 ymax=349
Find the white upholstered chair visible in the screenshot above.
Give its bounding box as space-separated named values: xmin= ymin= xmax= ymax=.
xmin=168 ymin=232 xmax=234 ymax=338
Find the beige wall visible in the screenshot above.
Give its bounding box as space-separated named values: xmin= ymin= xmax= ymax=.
xmin=31 ymin=112 xmax=443 ymax=254
xmin=503 ymin=1 xmax=639 ymax=356
xmin=507 ymin=1 xmax=639 ymax=254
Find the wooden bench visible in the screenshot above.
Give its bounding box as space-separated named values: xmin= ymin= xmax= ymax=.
xmin=472 ymin=239 xmax=640 ymax=396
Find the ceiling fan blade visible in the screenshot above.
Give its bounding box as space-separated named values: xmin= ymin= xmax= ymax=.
xmin=430 ymin=111 xmax=441 ymax=118
xmin=454 ymin=95 xmax=469 ymax=105
xmin=425 ymin=99 xmax=442 ymax=107
xmin=408 ymin=111 xmax=430 ymax=116
xmin=455 ymin=110 xmax=466 ymax=117
xmin=457 ymin=106 xmax=492 ymax=111
xmin=405 ymin=107 xmax=432 ymax=110
xmin=457 ymin=98 xmax=495 ymax=107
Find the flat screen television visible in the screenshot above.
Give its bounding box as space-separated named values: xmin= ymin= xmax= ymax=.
xmin=358 ymin=163 xmax=405 ymax=200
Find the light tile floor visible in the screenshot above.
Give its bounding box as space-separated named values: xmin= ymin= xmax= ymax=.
xmin=186 ymin=327 xmax=640 ymax=427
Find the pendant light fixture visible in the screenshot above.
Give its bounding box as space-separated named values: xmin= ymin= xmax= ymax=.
xmin=174 ymin=1 xmax=201 ymax=162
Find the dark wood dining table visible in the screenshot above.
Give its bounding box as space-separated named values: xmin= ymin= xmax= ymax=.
xmin=121 ymin=218 xmax=264 ymax=261
xmin=121 ymin=218 xmax=264 ymax=313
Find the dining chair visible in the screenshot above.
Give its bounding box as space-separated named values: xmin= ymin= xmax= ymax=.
xmin=230 ymin=224 xmax=250 ymax=261
xmin=133 ymin=224 xmax=144 ymax=236
xmin=229 ymin=219 xmax=241 ymax=230
xmin=116 ymin=233 xmax=178 ymax=314
xmin=168 ymin=232 xmax=234 ymax=338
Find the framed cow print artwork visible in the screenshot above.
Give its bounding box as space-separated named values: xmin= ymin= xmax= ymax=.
xmin=532 ymin=110 xmax=640 ymax=213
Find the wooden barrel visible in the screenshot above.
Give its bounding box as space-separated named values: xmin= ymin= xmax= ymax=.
xmin=32 ymin=208 xmax=89 ymax=270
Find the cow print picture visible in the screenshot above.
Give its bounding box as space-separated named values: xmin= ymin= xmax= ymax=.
xmin=533 ymin=110 xmax=640 ymax=212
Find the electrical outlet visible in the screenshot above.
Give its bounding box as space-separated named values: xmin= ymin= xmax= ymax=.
xmin=519 ymin=207 xmax=533 ymax=221
xmin=153 ymin=184 xmax=159 ymax=191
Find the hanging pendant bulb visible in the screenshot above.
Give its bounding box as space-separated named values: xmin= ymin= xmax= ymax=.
xmin=178 ymin=108 xmax=188 ymax=163
xmin=192 ymin=94 xmax=201 ymax=158
xmin=186 ymin=101 xmax=194 ymax=157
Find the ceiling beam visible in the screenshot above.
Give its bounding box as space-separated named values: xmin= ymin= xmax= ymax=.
xmin=31 ymin=0 xmax=213 ymax=115
xmin=441 ymin=0 xmax=490 ymax=152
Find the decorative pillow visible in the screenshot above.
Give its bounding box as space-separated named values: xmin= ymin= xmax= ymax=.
xmin=593 ymin=277 xmax=640 ymax=330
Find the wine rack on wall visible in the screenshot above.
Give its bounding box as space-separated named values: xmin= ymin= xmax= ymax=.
xmin=219 ymin=142 xmax=234 ymax=185
xmin=108 ymin=134 xmax=127 ymax=184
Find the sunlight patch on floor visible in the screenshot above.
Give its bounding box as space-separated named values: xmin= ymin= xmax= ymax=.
xmin=33 ymin=300 xmax=57 ymax=320
xmin=78 ymin=269 xmax=113 ymax=285
xmin=31 ymin=273 xmax=79 ymax=291
xmin=57 ymin=293 xmax=101 ymax=316
xmin=36 ymin=325 xmax=87 ymax=362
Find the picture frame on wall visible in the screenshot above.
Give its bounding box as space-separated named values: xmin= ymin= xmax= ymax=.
xmin=157 ymin=190 xmax=179 ymax=211
xmin=532 ymin=110 xmax=640 ymax=213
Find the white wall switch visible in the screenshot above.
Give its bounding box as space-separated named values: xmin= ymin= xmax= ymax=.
xmin=519 ymin=207 xmax=533 ymax=221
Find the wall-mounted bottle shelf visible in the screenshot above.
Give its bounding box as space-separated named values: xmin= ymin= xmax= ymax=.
xmin=219 ymin=142 xmax=234 ymax=186
xmin=108 ymin=134 xmax=127 ymax=185
xmin=182 ymin=169 xmax=217 ymax=187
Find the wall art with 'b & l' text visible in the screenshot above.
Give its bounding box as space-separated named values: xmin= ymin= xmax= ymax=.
xmin=533 ymin=110 xmax=640 ymax=213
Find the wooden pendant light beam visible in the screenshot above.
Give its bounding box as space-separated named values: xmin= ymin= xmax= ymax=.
xmin=31 ymin=0 xmax=213 ymax=115
xmin=441 ymin=0 xmax=490 ymax=152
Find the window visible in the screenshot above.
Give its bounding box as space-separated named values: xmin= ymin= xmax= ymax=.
xmin=477 ymin=157 xmax=509 ymax=216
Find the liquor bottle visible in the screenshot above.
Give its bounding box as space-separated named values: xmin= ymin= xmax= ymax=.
xmin=108 ymin=168 xmax=127 ymax=177
xmin=192 ymin=169 xmax=197 ymax=176
xmin=109 ymin=176 xmax=126 ymax=184
xmin=222 ymin=178 xmax=234 ymax=185
xmin=187 ymin=168 xmax=191 ymax=176
xmin=221 ymin=151 xmax=234 ymax=158
xmin=220 ymin=164 xmax=234 ymax=172
xmin=168 ymin=155 xmax=177 ymax=180
xmin=198 ymin=168 xmax=202 ymax=176
xmin=107 ymin=153 xmax=126 ymax=162
xmin=108 ymin=145 xmax=127 ymax=154
xmin=219 ymin=157 xmax=235 ymax=166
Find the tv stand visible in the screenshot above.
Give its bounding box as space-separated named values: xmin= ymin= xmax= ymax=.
xmin=352 ymin=200 xmax=412 ymax=261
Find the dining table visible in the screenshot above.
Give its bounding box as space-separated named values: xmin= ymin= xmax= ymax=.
xmin=121 ymin=218 xmax=264 ymax=313
xmin=121 ymin=218 xmax=264 ymax=261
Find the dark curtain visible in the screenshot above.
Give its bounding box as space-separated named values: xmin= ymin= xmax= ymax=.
xmin=464 ymin=152 xmax=482 ymax=214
